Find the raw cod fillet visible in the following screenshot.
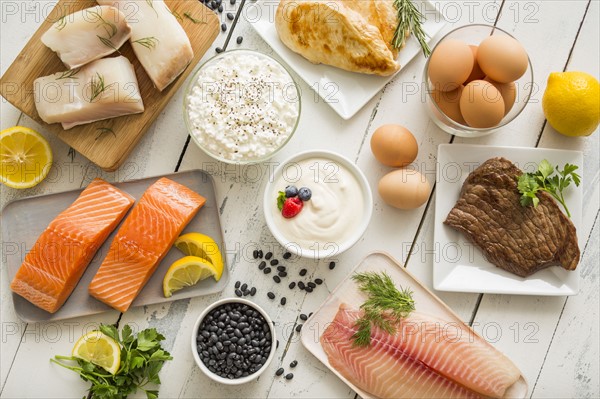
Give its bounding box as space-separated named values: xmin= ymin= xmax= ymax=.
xmin=97 ymin=0 xmax=194 ymax=91
xmin=321 ymin=304 xmax=521 ymax=398
xmin=33 ymin=56 xmax=144 ymax=130
xmin=10 ymin=179 xmax=135 ymax=313
xmin=41 ymin=5 xmax=132 ymax=69
xmin=88 ymin=178 xmax=206 ymax=312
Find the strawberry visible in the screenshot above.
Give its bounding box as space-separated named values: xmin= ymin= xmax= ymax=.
xmin=282 ymin=197 xmax=303 ymax=218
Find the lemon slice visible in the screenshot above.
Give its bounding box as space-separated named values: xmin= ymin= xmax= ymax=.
xmin=72 ymin=331 xmax=121 ymax=375
xmin=163 ymin=256 xmax=219 ymax=298
xmin=174 ymin=233 xmax=224 ymax=280
xmin=0 ymin=126 xmax=53 ymax=189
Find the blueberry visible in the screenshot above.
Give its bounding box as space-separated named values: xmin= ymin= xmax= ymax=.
xmin=298 ymin=187 xmax=312 ymax=201
xmin=285 ymin=185 xmax=298 ymax=197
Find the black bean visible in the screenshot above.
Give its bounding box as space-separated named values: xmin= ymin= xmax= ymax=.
xmin=288 ymin=282 xmax=296 ymax=289
xmin=265 ymin=252 xmax=273 ymax=260
xmin=283 ymin=252 xmax=291 ymax=259
xmin=299 ymin=269 xmax=307 ymax=276
xmin=226 ymin=12 xmax=234 ymax=20
xmin=258 ymin=261 xmax=266 ymax=270
xmin=267 ymin=292 xmax=275 ymax=299
xmin=285 ymin=373 xmax=294 ymax=380
xmin=221 ymin=23 xmax=227 ymax=31
xmin=235 ymin=289 xmax=242 ymax=297
xmin=250 ymin=287 xmax=257 ymax=296
xmin=276 ymin=367 xmax=284 ymax=376
xmin=290 ymin=360 xmax=298 ymax=368
xmin=264 ymin=267 xmax=271 ymax=274
xmin=278 ymin=271 xmax=287 ymax=277
xmin=235 ymin=281 xmax=241 ymax=289
xmin=300 ymin=314 xmax=308 ymax=321
xmin=273 ymin=275 xmax=281 ymax=283
xmin=236 ymin=36 xmax=243 ymax=44
xmin=211 ymin=1 xmax=217 ymax=8
xmin=280 ymin=297 xmax=286 ymax=305
xmin=307 ymin=282 xmax=316 ymax=288
xmin=215 ymin=47 xmax=223 ymax=53
xmin=240 ymin=283 xmax=248 ymax=291
xmin=218 ymin=5 xmax=224 ymax=12
xmin=277 ymin=265 xmax=286 ymax=272
xmin=329 ymin=261 xmax=336 ymax=270
xmin=295 ymin=324 xmax=302 ymax=332
xmin=270 ymin=259 xmax=279 ymax=266
xmin=230 ymin=0 xmax=236 ymax=4
xmin=315 ymin=278 xmax=323 ymax=285
xmin=298 ymin=281 xmax=305 ymax=290
xmin=305 ymin=286 xmax=313 ymax=293
xmin=243 ymin=290 xmax=250 ymax=296
xmin=257 ymin=250 xmax=263 ymax=258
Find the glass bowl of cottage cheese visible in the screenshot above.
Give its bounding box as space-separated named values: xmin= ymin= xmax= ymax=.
xmin=184 ymin=50 xmax=301 ymax=164
xmin=263 ymin=150 xmax=373 ymax=259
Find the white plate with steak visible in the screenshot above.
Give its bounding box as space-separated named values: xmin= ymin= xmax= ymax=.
xmin=434 ymin=144 xmax=583 ymax=296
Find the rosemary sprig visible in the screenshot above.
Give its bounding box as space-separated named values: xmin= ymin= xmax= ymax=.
xmin=132 ymin=36 xmax=160 ymax=50
xmin=56 ymin=68 xmax=80 ymax=80
xmin=89 ymin=72 xmax=106 ymax=103
xmin=184 ymin=12 xmax=205 ymax=24
xmin=393 ymin=0 xmax=431 ymax=57
xmin=351 ymin=272 xmax=415 ymax=347
xmin=95 ymin=127 xmax=116 ymax=140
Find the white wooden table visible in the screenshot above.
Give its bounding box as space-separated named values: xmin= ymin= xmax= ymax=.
xmin=1 ymin=1 xmax=598 ymax=398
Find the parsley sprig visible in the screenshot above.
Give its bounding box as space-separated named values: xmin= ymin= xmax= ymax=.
xmin=51 ymin=324 xmax=173 ymax=399
xmin=517 ymin=159 xmax=580 ymax=218
xmin=351 ymin=272 xmax=415 ymax=347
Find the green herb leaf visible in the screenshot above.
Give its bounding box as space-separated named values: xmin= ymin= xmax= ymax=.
xmin=393 ymin=0 xmax=431 ymax=56
xmin=99 ymin=324 xmax=119 ymax=342
xmin=277 ymin=191 xmax=286 ymax=211
xmin=538 ymin=159 xmax=553 ymax=179
xmin=184 ymin=11 xmax=206 ymax=24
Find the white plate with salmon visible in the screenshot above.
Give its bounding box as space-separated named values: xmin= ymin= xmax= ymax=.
xmin=2 ymin=170 xmax=228 ymax=322
xmin=300 ymin=252 xmax=528 ymax=398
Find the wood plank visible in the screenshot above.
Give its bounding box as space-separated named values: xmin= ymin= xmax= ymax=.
xmin=0 ymin=0 xmax=219 ymax=171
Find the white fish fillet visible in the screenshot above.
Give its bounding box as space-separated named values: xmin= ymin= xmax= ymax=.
xmin=97 ymin=0 xmax=194 ymax=91
xmin=34 ymin=56 xmax=144 ymax=130
xmin=41 ymin=6 xmax=132 ymax=69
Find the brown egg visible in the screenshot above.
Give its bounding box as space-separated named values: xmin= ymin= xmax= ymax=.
xmin=465 ymin=45 xmax=486 ymax=83
xmin=460 ymin=80 xmax=505 ymax=128
xmin=370 ymin=125 xmax=418 ymax=167
xmin=431 ymin=86 xmax=466 ymax=125
xmin=378 ymin=169 xmax=431 ymax=210
xmin=477 ymin=35 xmax=528 ymax=83
xmin=428 ymin=39 xmax=474 ymax=92
xmin=484 ymin=77 xmax=517 ymax=115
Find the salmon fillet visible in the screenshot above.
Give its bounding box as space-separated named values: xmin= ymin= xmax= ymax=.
xmin=10 ymin=179 xmax=135 ymax=313
xmin=321 ymin=304 xmax=521 ymax=398
xmin=88 ymin=178 xmax=206 ymax=312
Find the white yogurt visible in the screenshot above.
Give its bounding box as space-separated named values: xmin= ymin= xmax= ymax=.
xmin=186 ymin=51 xmax=299 ymax=162
xmin=271 ymin=158 xmax=366 ymax=255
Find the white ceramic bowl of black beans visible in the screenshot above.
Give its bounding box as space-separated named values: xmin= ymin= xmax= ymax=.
xmin=191 ymin=298 xmax=276 ymax=384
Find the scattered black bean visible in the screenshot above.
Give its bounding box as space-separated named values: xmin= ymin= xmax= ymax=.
xmin=253 ymin=250 xmax=259 ymax=259
xmin=290 ymin=360 xmax=298 ymax=368
xmin=270 ymin=259 xmax=279 ymax=266
xmin=241 ymin=283 xmax=248 ymax=291
xmin=221 ymin=23 xmax=227 ymax=31
xmin=263 ymin=267 xmax=271 ymax=274
xmin=283 ymin=252 xmax=291 ymax=259
xmin=300 ymin=314 xmax=308 ymax=321
xmin=215 ymin=47 xmax=223 ymax=53
xmin=298 ymin=281 xmax=305 ymax=290
xmin=217 ymin=5 xmax=224 ymax=12
xmin=258 ymin=261 xmax=266 ymax=270
xmin=307 ymin=282 xmax=316 ymax=289
xmin=230 ymin=0 xmax=236 ymax=4
xmin=277 ymin=265 xmax=286 ymax=272
xmin=295 ymin=324 xmax=302 ymax=332
xmin=285 ymin=373 xmax=294 ymax=380
xmin=315 ymin=278 xmax=323 ymax=285
xmin=329 ymin=261 xmax=336 ymax=270
xmin=235 ymin=289 xmax=242 ymax=297
xmin=278 ymin=271 xmax=287 ymax=278
xmin=305 ymin=286 xmax=313 ymax=293
xmin=257 ymin=250 xmax=263 ymax=258
xmin=235 ymin=281 xmax=241 ymax=289
xmin=299 ymin=269 xmax=307 ymax=276
xmin=275 ymin=367 xmax=284 ymax=376
xmin=265 ymin=252 xmax=273 ymax=260
xmin=280 ymin=297 xmax=286 ymax=305
xmin=226 ymin=12 xmax=234 ymax=20
xmin=236 ymin=36 xmax=243 ymax=44
xmin=250 ymin=287 xmax=257 ymax=296
xmin=289 ymin=282 xmax=296 ymax=289
xmin=267 ymin=292 xmax=275 ymax=299
xmin=243 ymin=289 xmax=250 ymax=296
xmin=273 ymin=275 xmax=281 ymax=283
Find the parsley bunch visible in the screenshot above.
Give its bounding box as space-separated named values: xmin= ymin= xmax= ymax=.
xmin=517 ymin=159 xmax=581 ymax=218
xmin=51 ymin=324 xmax=173 ymax=399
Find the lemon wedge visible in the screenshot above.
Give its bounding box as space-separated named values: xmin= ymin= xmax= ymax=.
xmin=174 ymin=233 xmax=224 ymax=280
xmin=163 ymin=256 xmax=219 ymax=298
xmin=0 ymin=126 xmax=53 ymax=189
xmin=72 ymin=331 xmax=121 ymax=375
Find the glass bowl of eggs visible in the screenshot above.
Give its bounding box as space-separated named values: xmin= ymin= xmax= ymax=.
xmin=423 ymin=24 xmax=533 ymax=137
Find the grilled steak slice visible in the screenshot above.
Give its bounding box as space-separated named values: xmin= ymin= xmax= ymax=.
xmin=444 ymin=157 xmax=580 ymax=277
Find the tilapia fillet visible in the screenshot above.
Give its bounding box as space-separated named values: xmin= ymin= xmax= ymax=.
xmin=321 ymin=304 xmax=521 ymax=398
xmin=89 ymin=178 xmax=206 ymax=312
xmin=10 ymin=179 xmax=135 ymax=313
xmin=34 ymin=56 xmax=144 ymax=130
xmin=41 ymin=5 xmax=131 ymax=69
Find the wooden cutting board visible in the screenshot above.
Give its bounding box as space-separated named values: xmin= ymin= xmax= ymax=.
xmin=0 ymin=0 xmax=219 ymax=171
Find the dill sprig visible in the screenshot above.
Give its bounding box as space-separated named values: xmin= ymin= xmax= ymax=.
xmin=393 ymin=0 xmax=431 ymax=57
xmin=132 ymin=36 xmax=159 ymax=50
xmin=184 ymin=12 xmax=205 ymax=24
xmin=56 ymin=68 xmax=80 ymax=80
xmin=169 ymin=8 xmax=183 ymax=22
xmin=97 ymin=35 xmax=120 ymax=53
xmin=146 ymin=0 xmax=158 ymax=17
xmin=95 ymin=127 xmax=116 ymax=140
xmin=351 ymin=272 xmax=415 ymax=347
xmin=87 ymin=9 xmax=118 ymax=38
xmin=54 ymin=15 xmax=67 ymax=31
xmin=89 ymin=73 xmax=106 ymax=103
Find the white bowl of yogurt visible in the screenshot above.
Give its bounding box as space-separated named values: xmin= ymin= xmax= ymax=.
xmin=184 ymin=49 xmax=301 ymax=164
xmin=263 ymin=150 xmax=373 ymax=259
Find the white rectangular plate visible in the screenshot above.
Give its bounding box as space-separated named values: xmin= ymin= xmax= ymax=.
xmin=434 ymin=144 xmax=583 ymax=296
xmin=300 ymin=252 xmax=527 ymax=398
xmin=250 ymin=0 xmax=447 ymax=119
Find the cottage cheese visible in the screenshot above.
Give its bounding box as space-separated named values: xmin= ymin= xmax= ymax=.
xmin=186 ymin=51 xmax=300 ymax=162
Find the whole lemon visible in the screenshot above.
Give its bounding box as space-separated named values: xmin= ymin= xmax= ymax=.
xmin=542 ymin=71 xmax=599 ymax=137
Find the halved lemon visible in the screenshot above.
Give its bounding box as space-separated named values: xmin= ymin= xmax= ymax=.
xmin=174 ymin=233 xmax=224 ymax=280
xmin=0 ymin=126 xmax=53 ymax=189
xmin=72 ymin=331 xmax=121 ymax=375
xmin=163 ymin=256 xmax=219 ymax=298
